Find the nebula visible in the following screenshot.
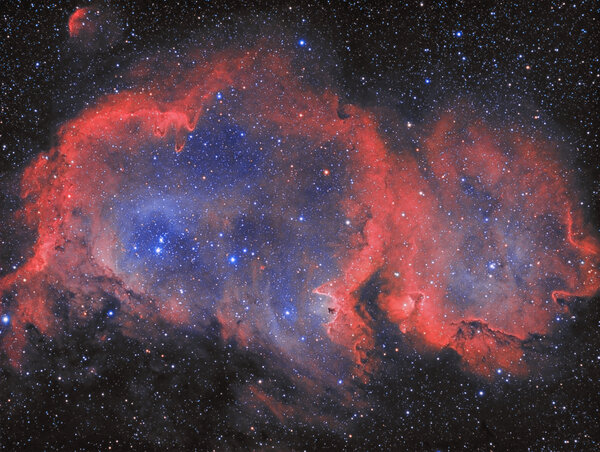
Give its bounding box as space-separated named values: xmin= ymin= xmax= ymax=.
xmin=1 ymin=42 xmax=598 ymax=424
xmin=318 ymin=112 xmax=600 ymax=377
xmin=68 ymin=5 xmax=122 ymax=48
xmin=68 ymin=7 xmax=90 ymax=38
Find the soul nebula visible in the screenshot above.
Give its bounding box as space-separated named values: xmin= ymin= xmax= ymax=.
xmin=1 ymin=43 xmax=598 ymax=404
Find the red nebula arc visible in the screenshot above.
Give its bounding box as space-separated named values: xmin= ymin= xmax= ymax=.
xmin=68 ymin=6 xmax=121 ymax=47
xmin=317 ymin=112 xmax=600 ymax=378
xmin=0 ymin=43 xmax=598 ymax=386
xmin=68 ymin=7 xmax=90 ymax=38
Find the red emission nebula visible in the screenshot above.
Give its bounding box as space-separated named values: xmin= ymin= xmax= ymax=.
xmin=68 ymin=7 xmax=91 ymax=38
xmin=1 ymin=44 xmax=599 ymax=383
xmin=317 ymin=113 xmax=600 ymax=378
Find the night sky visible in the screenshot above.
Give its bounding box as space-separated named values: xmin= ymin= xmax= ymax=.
xmin=1 ymin=1 xmax=599 ymax=450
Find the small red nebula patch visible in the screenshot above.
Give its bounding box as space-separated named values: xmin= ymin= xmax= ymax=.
xmin=68 ymin=7 xmax=90 ymax=38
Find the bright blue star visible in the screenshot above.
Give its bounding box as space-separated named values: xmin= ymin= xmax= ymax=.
xmin=107 ymin=310 xmax=115 ymax=318
xmin=1 ymin=314 xmax=9 ymax=325
xmin=229 ymin=256 xmax=237 ymax=264
xmin=216 ymin=92 xmax=223 ymax=100
xmin=455 ymin=30 xmax=463 ymax=37
xmin=424 ymin=78 xmax=431 ymax=84
xmin=298 ymin=39 xmax=306 ymax=47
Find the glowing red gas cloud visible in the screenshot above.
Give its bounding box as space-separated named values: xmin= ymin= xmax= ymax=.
xmin=1 ymin=43 xmax=598 ymax=388
xmin=68 ymin=7 xmax=90 ymax=38
xmin=68 ymin=6 xmax=122 ymax=48
xmin=318 ymin=113 xmax=600 ymax=378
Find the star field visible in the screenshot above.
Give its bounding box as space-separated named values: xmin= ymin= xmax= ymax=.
xmin=1 ymin=1 xmax=599 ymax=450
